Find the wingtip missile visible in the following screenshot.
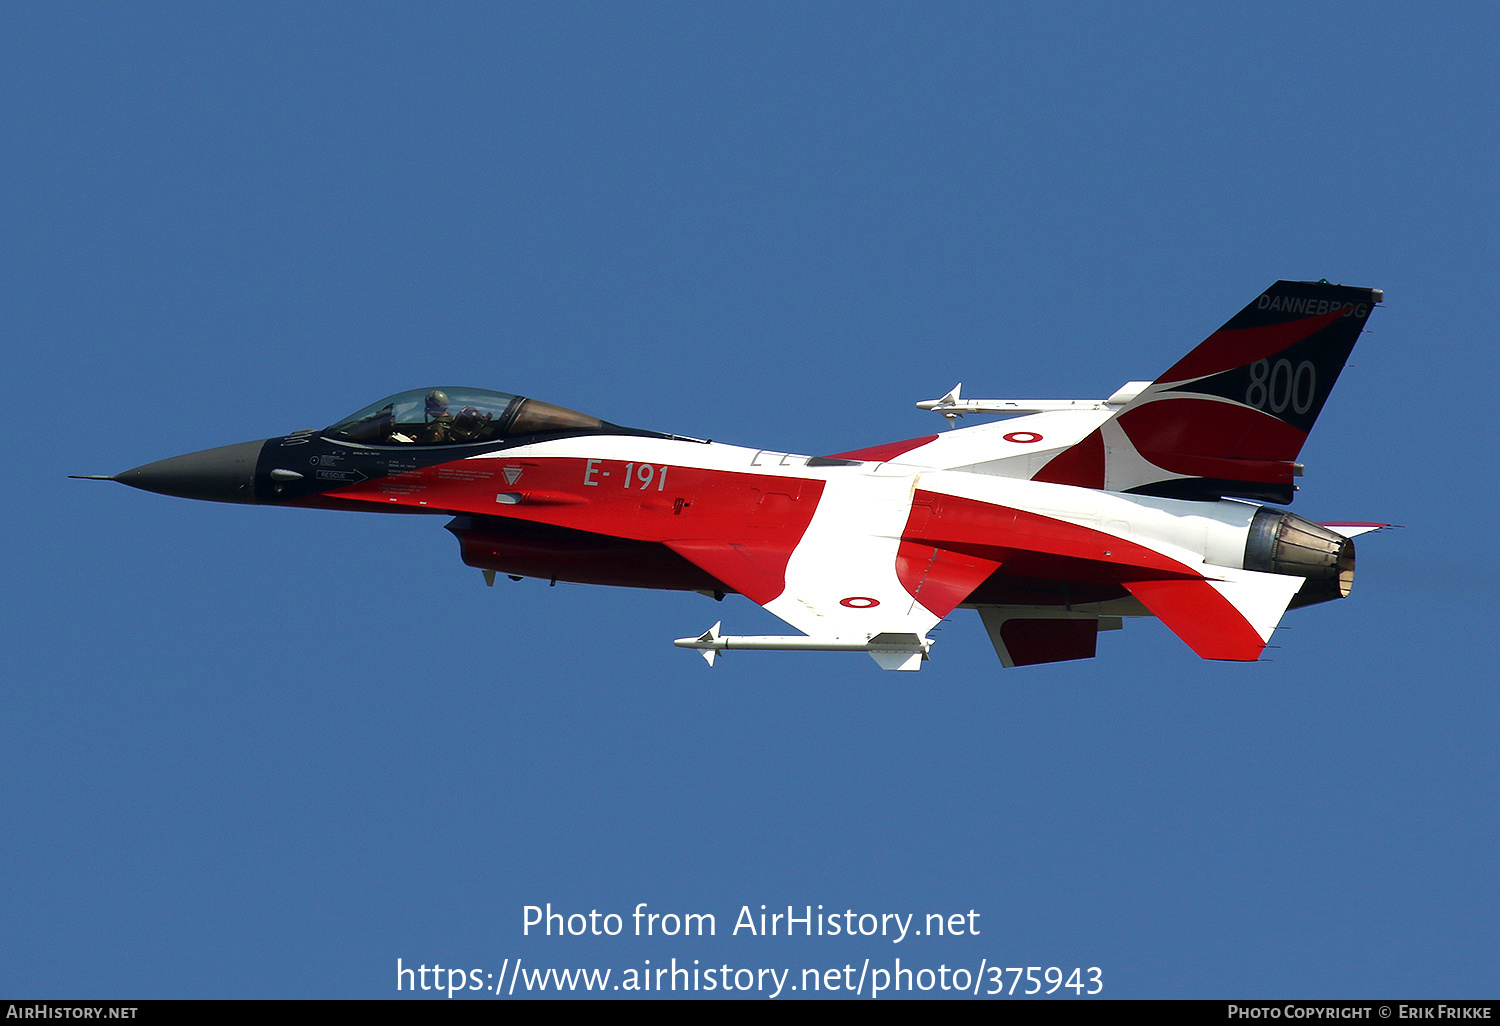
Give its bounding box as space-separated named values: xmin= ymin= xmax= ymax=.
xmin=673 ymin=625 xmax=931 ymax=670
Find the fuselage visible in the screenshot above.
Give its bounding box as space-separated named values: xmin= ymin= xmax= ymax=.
xmin=137 ymin=426 xmax=1336 ymax=624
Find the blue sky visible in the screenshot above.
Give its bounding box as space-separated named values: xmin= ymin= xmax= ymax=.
xmin=2 ymin=2 xmax=1496 ymax=999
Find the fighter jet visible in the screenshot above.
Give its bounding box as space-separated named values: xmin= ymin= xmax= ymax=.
xmin=79 ymin=280 xmax=1386 ymax=670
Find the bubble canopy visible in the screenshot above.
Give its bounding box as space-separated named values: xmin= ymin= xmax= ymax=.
xmin=323 ymin=387 xmax=604 ymax=446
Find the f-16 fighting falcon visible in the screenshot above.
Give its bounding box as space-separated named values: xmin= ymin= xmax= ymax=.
xmin=78 ymin=280 xmax=1386 ymax=670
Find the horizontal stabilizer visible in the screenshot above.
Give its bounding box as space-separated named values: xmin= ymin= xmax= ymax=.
xmin=1124 ymin=570 xmax=1303 ymax=661
xmin=1318 ymin=521 xmax=1390 ymax=538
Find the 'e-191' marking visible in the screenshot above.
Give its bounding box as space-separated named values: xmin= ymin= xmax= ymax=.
xmin=584 ymin=459 xmax=669 ymax=491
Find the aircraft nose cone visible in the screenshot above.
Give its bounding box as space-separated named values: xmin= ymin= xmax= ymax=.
xmin=115 ymin=439 xmax=268 ymax=504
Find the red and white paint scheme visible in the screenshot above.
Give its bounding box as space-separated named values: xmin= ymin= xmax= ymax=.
xmin=83 ymin=280 xmax=1387 ymax=670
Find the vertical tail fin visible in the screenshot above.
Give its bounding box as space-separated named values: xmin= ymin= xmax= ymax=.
xmin=1033 ymin=280 xmax=1382 ymax=502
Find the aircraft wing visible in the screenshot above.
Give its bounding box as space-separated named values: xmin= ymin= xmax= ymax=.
xmin=664 ymin=472 xmax=1001 ymax=668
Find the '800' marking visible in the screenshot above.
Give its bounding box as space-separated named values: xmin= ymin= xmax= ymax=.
xmin=1245 ymin=358 xmax=1316 ymax=415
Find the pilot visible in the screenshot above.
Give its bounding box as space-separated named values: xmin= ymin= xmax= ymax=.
xmin=415 ymin=389 xmax=455 ymax=443
xmin=448 ymin=405 xmax=495 ymax=443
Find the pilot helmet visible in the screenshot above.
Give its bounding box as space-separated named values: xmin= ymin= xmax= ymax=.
xmin=425 ymin=389 xmax=451 ymax=419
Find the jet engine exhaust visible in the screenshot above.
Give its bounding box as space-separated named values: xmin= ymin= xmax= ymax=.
xmin=1244 ymin=508 xmax=1355 ymax=608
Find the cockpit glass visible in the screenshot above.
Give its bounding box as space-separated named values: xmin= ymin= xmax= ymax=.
xmin=323 ymin=387 xmax=604 ymax=446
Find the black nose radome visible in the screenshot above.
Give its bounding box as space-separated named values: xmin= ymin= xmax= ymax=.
xmin=111 ymin=439 xmax=269 ymax=504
